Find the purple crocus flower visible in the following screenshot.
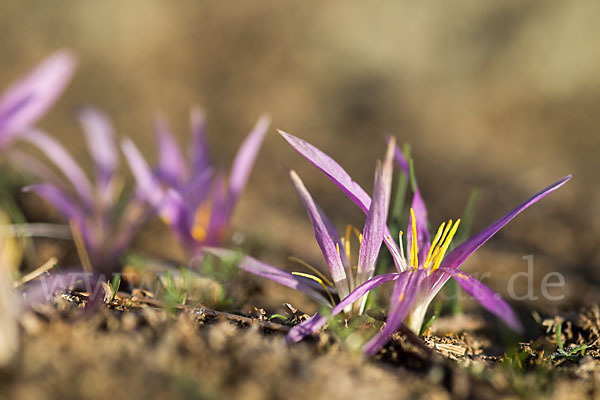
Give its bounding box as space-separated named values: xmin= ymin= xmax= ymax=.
xmin=205 ymin=138 xmax=396 ymax=338
xmin=0 ymin=50 xmax=76 ymax=148
xmin=121 ymin=109 xmax=270 ymax=252
xmin=277 ymin=131 xmax=571 ymax=355
xmin=18 ymin=108 xmax=150 ymax=274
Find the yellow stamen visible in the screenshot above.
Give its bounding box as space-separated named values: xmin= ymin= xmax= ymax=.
xmin=431 ymin=219 xmax=461 ymax=271
xmin=424 ymin=222 xmax=446 ymax=269
xmin=427 ymin=219 xmax=453 ymax=267
xmin=410 ymin=208 xmax=418 ymax=269
xmin=344 ymin=225 xmax=352 ymax=263
xmin=288 ymin=256 xmax=333 ymax=287
xmin=437 ymin=219 xmax=453 ymax=250
xmin=291 ymin=272 xmax=336 ymax=306
xmin=352 ymin=227 xmax=363 ymax=245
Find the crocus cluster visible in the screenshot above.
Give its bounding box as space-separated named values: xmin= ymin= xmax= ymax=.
xmin=121 ymin=110 xmax=270 ymax=253
xmin=1 ymin=50 xmax=270 ymax=277
xmin=211 ymin=130 xmax=571 ymax=356
xmin=0 ymin=51 xmax=150 ymax=274
xmin=19 ymin=108 xmax=151 ymax=274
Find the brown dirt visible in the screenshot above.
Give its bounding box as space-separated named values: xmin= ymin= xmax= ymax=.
xmin=2 ymin=289 xmax=600 ymax=400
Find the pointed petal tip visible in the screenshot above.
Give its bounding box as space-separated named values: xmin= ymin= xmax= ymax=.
xmin=286 ymin=314 xmax=327 ymax=343
xmin=37 ymin=48 xmax=79 ymax=82
xmin=38 ymin=49 xmax=78 ymax=77
xmin=75 ymin=105 xmax=102 ymax=118
xmin=249 ymin=114 xmax=271 ymax=141
xmin=510 ymin=319 xmax=524 ymax=334
xmin=119 ymin=137 xmax=134 ymax=151
xmin=189 ymin=106 xmax=206 ymax=126
xmin=190 ymin=105 xmax=206 ymax=116
xmin=0 ymin=49 xmax=78 ymax=141
xmin=227 ymin=113 xmax=271 ymax=205
xmin=386 ymin=135 xmax=396 ymax=153
xmin=560 ymin=174 xmax=572 ymax=183
xmin=153 ymin=111 xmax=169 ymax=126
xmin=53 ymin=48 xmax=78 ymax=63
xmin=544 ymin=174 xmax=572 ymax=192
xmin=288 ymin=168 xmax=300 ymax=181
xmin=277 ymin=129 xmax=295 ymax=141
xmin=257 ymin=113 xmax=272 ymax=125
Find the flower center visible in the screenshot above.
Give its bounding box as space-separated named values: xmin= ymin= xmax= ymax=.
xmin=191 ymin=203 xmax=212 ymax=242
xmin=406 ymin=208 xmax=461 ymax=272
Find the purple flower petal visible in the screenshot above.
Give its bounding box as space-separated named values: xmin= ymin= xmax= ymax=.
xmin=334 ymin=273 xmax=403 ymax=313
xmin=287 ymin=272 xmax=402 ymax=343
xmin=0 ymin=50 xmax=77 ymax=146
xmin=279 ymin=130 xmax=403 ymax=271
xmin=439 ymin=267 xmax=522 ymax=332
xmin=7 ymin=148 xmax=64 ymax=185
xmin=23 ymin=183 xmax=83 ymax=224
xmin=289 ymin=170 xmax=348 ymax=298
xmin=363 ymin=269 xmax=425 ymax=356
xmin=23 ymin=184 xmax=97 ymax=257
xmin=286 ymin=314 xmax=327 ymax=343
xmin=78 ymin=107 xmax=118 ymax=191
xmin=357 ymin=139 xmax=395 ymax=280
xmin=440 ymin=175 xmax=572 ymax=272
xmin=189 ymin=107 xmax=212 ymax=175
xmin=357 ymin=164 xmax=388 ymax=284
xmin=111 ymin=200 xmax=153 ymax=262
xmin=279 ymin=130 xmax=371 ymax=212
xmin=317 ymin=204 xmax=349 ymax=268
xmin=392 ymin=141 xmax=410 ymax=175
xmin=161 ymin=189 xmax=195 ymax=245
xmin=21 ymin=129 xmax=94 ymax=208
xmin=205 ymin=171 xmax=229 ymax=246
xmin=203 ymin=247 xmax=330 ymax=305
xmin=179 ymin=167 xmax=214 ymax=213
xmin=120 ymin=138 xmax=165 ymax=208
xmin=155 ymin=114 xmax=187 ymax=185
xmin=407 ymin=190 xmax=431 ymax=266
xmin=228 ymin=115 xmax=270 ymax=212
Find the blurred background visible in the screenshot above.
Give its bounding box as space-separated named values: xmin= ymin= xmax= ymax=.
xmin=1 ymin=0 xmax=598 ymax=312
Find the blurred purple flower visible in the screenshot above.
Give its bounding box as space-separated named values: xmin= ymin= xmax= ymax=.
xmin=0 ymin=50 xmax=76 ymax=148
xmin=277 ymin=131 xmax=571 ymax=355
xmin=19 ymin=108 xmax=151 ymax=274
xmin=121 ymin=109 xmax=270 ymax=252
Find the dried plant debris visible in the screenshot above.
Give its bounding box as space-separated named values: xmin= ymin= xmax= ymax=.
xmin=535 ymin=306 xmax=600 ymax=363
